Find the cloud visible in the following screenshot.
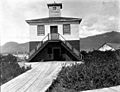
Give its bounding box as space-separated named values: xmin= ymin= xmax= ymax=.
xmin=79 ymin=27 xmax=106 ymax=38
xmin=0 ymin=0 xmax=120 ymax=45
xmin=108 ymin=16 xmax=115 ymax=21
xmin=81 ymin=14 xmax=119 ymax=30
xmin=100 ymin=1 xmax=119 ymax=17
xmin=80 ymin=13 xmax=119 ymax=38
xmin=64 ymin=0 xmax=120 ymax=37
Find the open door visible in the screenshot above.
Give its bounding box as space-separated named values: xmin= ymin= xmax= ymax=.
xmin=50 ymin=26 xmax=58 ymax=33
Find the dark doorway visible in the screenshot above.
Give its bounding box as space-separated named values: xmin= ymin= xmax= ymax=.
xmin=50 ymin=26 xmax=58 ymax=33
xmin=50 ymin=26 xmax=59 ymax=40
xmin=53 ymin=48 xmax=60 ymax=60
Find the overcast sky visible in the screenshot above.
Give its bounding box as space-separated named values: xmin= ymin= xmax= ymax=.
xmin=0 ymin=0 xmax=120 ymax=45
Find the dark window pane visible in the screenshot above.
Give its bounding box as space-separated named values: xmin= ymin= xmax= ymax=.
xmin=63 ymin=24 xmax=70 ymax=35
xmin=37 ymin=25 xmax=45 ymax=36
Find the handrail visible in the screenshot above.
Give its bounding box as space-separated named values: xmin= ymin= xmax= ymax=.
xmin=66 ymin=42 xmax=72 ymax=50
xmin=30 ymin=49 xmax=35 ymax=56
xmin=73 ymin=48 xmax=79 ymax=56
xmin=29 ymin=34 xmax=49 ymax=56
xmin=58 ymin=33 xmax=80 ymax=57
xmin=29 ymin=33 xmax=80 ymax=59
xmin=37 ymin=42 xmax=42 ymax=50
xmin=58 ymin=33 xmax=66 ymax=42
xmin=42 ymin=33 xmax=49 ymax=43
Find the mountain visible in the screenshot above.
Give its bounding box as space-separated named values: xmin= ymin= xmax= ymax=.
xmin=1 ymin=42 xmax=29 ymax=54
xmin=1 ymin=31 xmax=120 ymax=54
xmin=80 ymin=31 xmax=120 ymax=51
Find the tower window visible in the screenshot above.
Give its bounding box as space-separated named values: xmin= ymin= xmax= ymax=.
xmin=53 ymin=6 xmax=56 ymax=10
xmin=37 ymin=25 xmax=45 ymax=36
xmin=63 ymin=24 xmax=71 ymax=35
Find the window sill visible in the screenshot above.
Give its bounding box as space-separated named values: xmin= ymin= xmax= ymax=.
xmin=63 ymin=34 xmax=71 ymax=35
xmin=37 ymin=34 xmax=45 ymax=36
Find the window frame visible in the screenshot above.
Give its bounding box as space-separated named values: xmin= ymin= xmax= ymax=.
xmin=53 ymin=6 xmax=57 ymax=10
xmin=37 ymin=25 xmax=45 ymax=36
xmin=63 ymin=24 xmax=71 ymax=35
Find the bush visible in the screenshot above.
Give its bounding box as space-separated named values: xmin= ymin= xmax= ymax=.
xmin=0 ymin=54 xmax=31 ymax=85
xmin=47 ymin=50 xmax=120 ymax=91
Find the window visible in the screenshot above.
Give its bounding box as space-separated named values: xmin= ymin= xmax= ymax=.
xmin=53 ymin=6 xmax=56 ymax=10
xmin=37 ymin=25 xmax=45 ymax=36
xmin=63 ymin=24 xmax=71 ymax=35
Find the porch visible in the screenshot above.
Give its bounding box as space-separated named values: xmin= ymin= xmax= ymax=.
xmin=28 ymin=33 xmax=81 ymax=62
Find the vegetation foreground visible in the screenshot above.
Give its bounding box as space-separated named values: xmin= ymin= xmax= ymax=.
xmin=47 ymin=50 xmax=120 ymax=92
xmin=0 ymin=54 xmax=31 ymax=85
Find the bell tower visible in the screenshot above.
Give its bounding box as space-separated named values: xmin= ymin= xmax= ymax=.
xmin=47 ymin=2 xmax=62 ymax=17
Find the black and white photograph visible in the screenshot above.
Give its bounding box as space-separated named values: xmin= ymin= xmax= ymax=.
xmin=0 ymin=0 xmax=120 ymax=92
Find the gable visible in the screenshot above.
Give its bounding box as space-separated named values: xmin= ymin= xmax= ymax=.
xmin=99 ymin=44 xmax=115 ymax=51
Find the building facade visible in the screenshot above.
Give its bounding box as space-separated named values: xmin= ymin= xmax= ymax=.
xmin=26 ymin=3 xmax=82 ymax=61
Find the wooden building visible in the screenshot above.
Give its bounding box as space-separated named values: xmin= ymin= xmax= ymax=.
xmin=26 ymin=3 xmax=82 ymax=61
xmin=98 ymin=43 xmax=120 ymax=51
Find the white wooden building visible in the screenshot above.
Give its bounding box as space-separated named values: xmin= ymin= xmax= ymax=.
xmin=26 ymin=3 xmax=82 ymax=61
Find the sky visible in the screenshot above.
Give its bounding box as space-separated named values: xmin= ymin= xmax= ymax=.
xmin=0 ymin=0 xmax=120 ymax=46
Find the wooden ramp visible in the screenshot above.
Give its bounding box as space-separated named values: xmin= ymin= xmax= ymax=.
xmin=1 ymin=62 xmax=65 ymax=92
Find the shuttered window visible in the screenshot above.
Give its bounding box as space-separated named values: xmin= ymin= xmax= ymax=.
xmin=37 ymin=25 xmax=45 ymax=36
xmin=63 ymin=24 xmax=71 ymax=35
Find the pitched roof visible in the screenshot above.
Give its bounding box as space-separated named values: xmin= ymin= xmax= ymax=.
xmin=26 ymin=17 xmax=82 ymax=24
xmin=98 ymin=43 xmax=120 ymax=50
xmin=106 ymin=43 xmax=120 ymax=50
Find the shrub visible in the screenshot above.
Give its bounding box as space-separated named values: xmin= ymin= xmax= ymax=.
xmin=0 ymin=54 xmax=31 ymax=85
xmin=47 ymin=50 xmax=120 ymax=91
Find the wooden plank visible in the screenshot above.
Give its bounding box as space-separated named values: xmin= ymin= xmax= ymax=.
xmin=1 ymin=62 xmax=63 ymax=92
xmin=17 ymin=62 xmax=50 ymax=92
xmin=1 ymin=63 xmax=42 ymax=92
xmin=26 ymin=62 xmax=62 ymax=92
xmin=1 ymin=62 xmax=82 ymax=92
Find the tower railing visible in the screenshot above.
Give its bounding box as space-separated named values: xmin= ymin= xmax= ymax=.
xmin=29 ymin=33 xmax=80 ymax=59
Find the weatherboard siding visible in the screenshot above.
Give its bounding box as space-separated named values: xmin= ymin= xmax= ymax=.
xmin=29 ymin=24 xmax=80 ymax=41
xmin=29 ymin=25 xmax=49 ymax=41
xmin=59 ymin=24 xmax=80 ymax=40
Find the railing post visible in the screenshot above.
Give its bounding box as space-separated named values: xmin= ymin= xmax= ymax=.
xmin=58 ymin=33 xmax=59 ymax=40
xmin=50 ymin=33 xmax=52 ymax=40
xmin=41 ymin=41 xmax=43 ymax=44
xmin=48 ymin=33 xmax=49 ymax=40
xmin=72 ymin=47 xmax=73 ymax=51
